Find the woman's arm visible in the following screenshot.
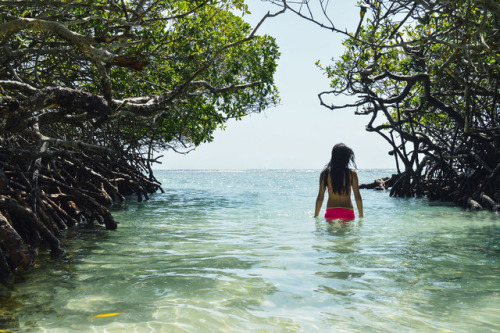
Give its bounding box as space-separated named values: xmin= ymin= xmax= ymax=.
xmin=314 ymin=172 xmax=326 ymax=217
xmin=351 ymin=170 xmax=364 ymax=218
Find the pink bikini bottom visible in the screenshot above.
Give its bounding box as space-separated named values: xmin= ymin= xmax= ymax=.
xmin=325 ymin=208 xmax=355 ymax=220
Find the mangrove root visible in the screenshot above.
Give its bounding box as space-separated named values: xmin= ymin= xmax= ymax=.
xmin=0 ymin=145 xmax=162 ymax=284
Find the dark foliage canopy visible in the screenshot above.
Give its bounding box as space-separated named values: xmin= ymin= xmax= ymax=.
xmin=0 ymin=0 xmax=283 ymax=283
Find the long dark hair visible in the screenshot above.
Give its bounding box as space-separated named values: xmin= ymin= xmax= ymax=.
xmin=322 ymin=143 xmax=357 ymax=194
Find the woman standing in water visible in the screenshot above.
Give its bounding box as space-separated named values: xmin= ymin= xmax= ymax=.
xmin=314 ymin=143 xmax=363 ymax=220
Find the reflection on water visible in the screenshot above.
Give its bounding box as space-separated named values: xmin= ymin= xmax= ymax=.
xmin=1 ymin=170 xmax=500 ymax=332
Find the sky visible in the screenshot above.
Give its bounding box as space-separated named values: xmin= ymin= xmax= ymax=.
xmin=156 ymin=0 xmax=395 ymax=170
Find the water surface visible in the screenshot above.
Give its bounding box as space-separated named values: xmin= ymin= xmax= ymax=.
xmin=1 ymin=170 xmax=499 ymax=332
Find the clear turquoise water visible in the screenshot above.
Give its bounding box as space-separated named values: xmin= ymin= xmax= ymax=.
xmin=2 ymin=170 xmax=500 ymax=332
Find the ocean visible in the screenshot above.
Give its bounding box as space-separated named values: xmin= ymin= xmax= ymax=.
xmin=2 ymin=169 xmax=500 ymax=332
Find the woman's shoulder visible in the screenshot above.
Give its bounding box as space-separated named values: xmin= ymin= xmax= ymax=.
xmin=349 ymin=169 xmax=359 ymax=184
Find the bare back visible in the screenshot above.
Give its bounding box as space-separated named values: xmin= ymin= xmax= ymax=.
xmin=325 ymin=169 xmax=353 ymax=209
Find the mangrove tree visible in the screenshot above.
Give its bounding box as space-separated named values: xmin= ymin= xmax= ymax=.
xmin=0 ymin=0 xmax=282 ymax=283
xmin=271 ymin=0 xmax=500 ymax=211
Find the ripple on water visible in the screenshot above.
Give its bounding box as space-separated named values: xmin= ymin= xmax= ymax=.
xmin=4 ymin=170 xmax=500 ymax=332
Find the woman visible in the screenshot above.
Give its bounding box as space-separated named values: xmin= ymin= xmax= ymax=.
xmin=314 ymin=143 xmax=363 ymax=220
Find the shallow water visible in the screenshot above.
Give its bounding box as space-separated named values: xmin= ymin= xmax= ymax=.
xmin=1 ymin=170 xmax=500 ymax=332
